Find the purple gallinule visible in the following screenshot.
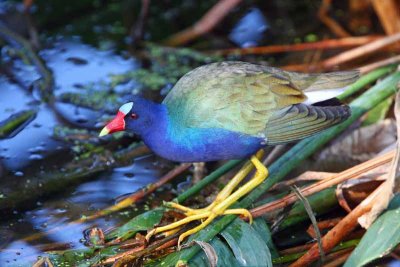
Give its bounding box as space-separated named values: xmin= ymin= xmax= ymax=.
xmin=100 ymin=61 xmax=357 ymax=246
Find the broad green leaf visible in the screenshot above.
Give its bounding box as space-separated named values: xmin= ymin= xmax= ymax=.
xmin=344 ymin=195 xmax=400 ymax=267
xmin=252 ymin=218 xmax=279 ymax=259
xmin=106 ymin=208 xmax=164 ymax=241
xmin=220 ymin=219 xmax=272 ymax=267
xmin=190 ymin=237 xmax=241 ymax=267
xmin=148 ymin=219 xmax=273 ymax=267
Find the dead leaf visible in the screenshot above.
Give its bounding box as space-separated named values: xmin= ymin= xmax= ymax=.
xmin=316 ymin=119 xmax=396 ymax=171
xmin=358 ymin=92 xmax=400 ymax=228
xmin=337 ymin=178 xmax=385 ymax=212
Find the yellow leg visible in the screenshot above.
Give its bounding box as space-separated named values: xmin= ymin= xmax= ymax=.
xmin=146 ymin=150 xmax=269 ymax=248
xmin=212 ymin=155 xmax=268 ymax=212
xmin=166 ymin=149 xmax=264 ymax=215
xmin=165 ymin=160 xmax=255 ymax=216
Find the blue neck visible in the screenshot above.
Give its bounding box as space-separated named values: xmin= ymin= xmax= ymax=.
xmin=140 ymin=103 xmax=263 ymax=162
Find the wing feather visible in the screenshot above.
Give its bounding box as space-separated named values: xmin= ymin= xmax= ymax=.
xmin=163 ymin=62 xmax=306 ymax=135
xmin=163 ymin=61 xmax=354 ymax=142
xmin=265 ymin=104 xmax=350 ymax=145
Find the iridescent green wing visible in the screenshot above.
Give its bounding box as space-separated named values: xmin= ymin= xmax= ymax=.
xmin=163 ymin=62 xmax=352 ymax=144
xmin=163 ymin=62 xmax=306 ymax=136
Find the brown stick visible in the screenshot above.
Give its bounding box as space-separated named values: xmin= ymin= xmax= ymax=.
xmin=271 ymin=171 xmax=336 ymax=191
xmin=323 ymin=250 xmax=353 ymax=267
xmin=250 ymin=150 xmax=394 ymax=218
xmin=318 ymin=0 xmax=351 ymax=37
xmin=100 ymin=245 xmax=146 ymax=265
xmin=284 ymin=53 xmax=400 ymax=73
xmin=321 ymin=32 xmax=400 ymax=69
xmin=359 ymin=55 xmax=400 ymax=74
xmin=280 ymin=243 xmax=314 ymax=255
xmin=371 ymin=0 xmax=400 ymax=35
xmin=209 ymin=36 xmax=381 ymax=56
xmin=306 ymin=218 xmax=343 ymax=238
xmin=163 ymin=0 xmax=242 ymax=46
xmin=289 ymin=180 xmax=387 ymax=267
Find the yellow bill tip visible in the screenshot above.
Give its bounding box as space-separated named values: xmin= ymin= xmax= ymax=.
xmin=99 ymin=127 xmax=110 ymax=137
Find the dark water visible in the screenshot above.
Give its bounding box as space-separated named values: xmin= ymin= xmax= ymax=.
xmin=0 ymin=155 xmax=161 ymax=266
xmin=0 ymin=39 xmax=164 ymax=266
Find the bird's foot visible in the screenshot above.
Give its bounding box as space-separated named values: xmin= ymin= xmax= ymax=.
xmin=145 ymin=202 xmax=253 ymax=249
xmin=145 ymin=150 xmax=268 ymax=249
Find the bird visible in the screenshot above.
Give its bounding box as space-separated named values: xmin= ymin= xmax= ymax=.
xmin=99 ymin=61 xmax=358 ymax=247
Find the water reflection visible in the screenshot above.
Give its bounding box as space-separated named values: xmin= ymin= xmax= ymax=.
xmin=0 ymin=38 xmax=160 ymax=266
xmin=0 ymin=38 xmax=137 ymax=170
xmin=0 ymin=155 xmax=161 ymax=266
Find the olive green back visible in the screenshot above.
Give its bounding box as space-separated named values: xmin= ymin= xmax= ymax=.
xmin=163 ymin=61 xmax=357 ymax=144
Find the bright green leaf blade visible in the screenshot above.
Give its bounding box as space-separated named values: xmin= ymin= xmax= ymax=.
xmin=344 ymin=195 xmax=400 ymax=267
xmin=106 ymin=208 xmax=164 ymax=241
xmin=220 ymin=219 xmax=272 ymax=266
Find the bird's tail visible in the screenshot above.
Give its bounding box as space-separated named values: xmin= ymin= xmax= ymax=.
xmin=285 ymin=69 xmax=360 ymax=91
xmin=282 ymin=69 xmax=360 ymax=105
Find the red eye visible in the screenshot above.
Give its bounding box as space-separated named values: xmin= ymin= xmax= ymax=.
xmin=130 ymin=113 xmax=138 ymax=119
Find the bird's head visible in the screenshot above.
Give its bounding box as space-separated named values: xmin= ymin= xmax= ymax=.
xmin=99 ymin=97 xmax=159 ymax=137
